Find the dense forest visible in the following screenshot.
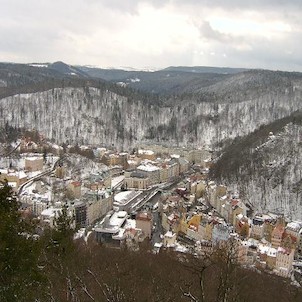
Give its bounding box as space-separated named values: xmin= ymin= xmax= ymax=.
xmin=1 ymin=184 xmax=302 ymax=302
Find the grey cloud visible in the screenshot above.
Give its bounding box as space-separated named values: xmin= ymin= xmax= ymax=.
xmin=93 ymin=0 xmax=170 ymax=14
xmin=201 ymin=31 xmax=302 ymax=71
xmin=0 ymin=0 xmax=302 ymax=71
xmin=199 ymin=21 xmax=235 ymax=42
xmin=173 ymin=0 xmax=302 ymax=10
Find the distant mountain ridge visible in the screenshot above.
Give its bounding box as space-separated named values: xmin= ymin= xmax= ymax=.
xmin=1 ymin=61 xmax=302 ymax=218
xmin=76 ymin=64 xmax=250 ymax=95
xmin=163 ymin=66 xmax=248 ymax=74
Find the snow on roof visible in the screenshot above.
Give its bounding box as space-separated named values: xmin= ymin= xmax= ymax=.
xmin=125 ymin=219 xmax=136 ymax=229
xmin=277 ymin=246 xmax=290 ymax=254
xmin=8 ymin=182 xmax=17 ymax=188
xmin=25 ymin=156 xmax=42 ymax=161
xmin=286 ymin=221 xmax=302 ymax=232
xmin=137 ymin=164 xmax=160 ymax=172
xmin=112 ymin=228 xmax=126 ymax=240
xmin=258 ymin=244 xmax=270 ymax=254
xmin=138 ymin=149 xmax=154 ymax=156
xmin=165 ymin=231 xmax=175 ymax=238
xmin=74 ymin=228 xmax=86 ymax=240
xmin=171 ymin=154 xmax=180 ymax=159
xmin=114 ymin=191 xmax=140 ymax=205
xmin=127 ymin=160 xmax=138 ymax=164
xmin=154 ymin=242 xmax=163 ymax=248
xmin=267 ymin=247 xmax=277 ymax=257
xmin=41 ymin=207 xmax=61 ymax=218
xmin=247 ymin=238 xmax=259 ymax=246
xmin=119 ymin=152 xmax=128 ymax=156
xmin=174 ymin=242 xmax=188 ymax=253
xmin=237 ymin=213 xmax=244 ymax=220
xmin=18 ymin=171 xmax=27 ymax=179
xmin=95 ymin=211 xmax=128 ymax=234
xmin=111 ymin=175 xmax=125 ymax=188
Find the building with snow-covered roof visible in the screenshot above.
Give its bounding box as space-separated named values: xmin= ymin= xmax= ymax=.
xmin=266 ymin=247 xmax=277 ymax=270
xmin=124 ymin=171 xmax=149 ymax=190
xmin=25 ymin=157 xmax=43 ymax=172
xmin=138 ymin=149 xmax=155 ymax=160
xmin=0 ymin=169 xmax=28 ymax=189
xmin=137 ymin=164 xmax=160 ymax=185
xmin=40 ymin=207 xmax=62 ymax=228
xmin=94 ymin=211 xmax=128 ymax=244
xmin=275 ymin=247 xmax=295 ymax=277
xmin=163 ymin=231 xmax=177 ymax=247
xmin=113 ymin=190 xmax=142 ymax=211
xmin=31 ymin=197 xmax=49 ymax=216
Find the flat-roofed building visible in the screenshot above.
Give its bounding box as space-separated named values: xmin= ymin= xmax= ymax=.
xmin=94 ymin=211 xmax=128 ymax=244
xmin=113 ymin=190 xmax=142 ymax=211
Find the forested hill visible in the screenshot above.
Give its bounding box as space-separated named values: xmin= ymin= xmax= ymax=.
xmin=210 ymin=110 xmax=302 ymax=219
xmin=1 ymin=62 xmax=302 ymax=151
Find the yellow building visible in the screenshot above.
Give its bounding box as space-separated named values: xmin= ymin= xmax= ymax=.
xmin=138 ymin=149 xmax=156 ymax=161
xmin=124 ymin=171 xmax=149 ymax=190
xmin=87 ymin=194 xmax=113 ymax=225
xmin=188 ymin=214 xmax=201 ymax=229
xmin=0 ymin=169 xmax=28 ymax=189
xmin=160 ymin=166 xmax=168 ymax=183
xmin=25 ymin=157 xmax=43 ymax=172
xmin=55 ymin=166 xmax=66 ymax=179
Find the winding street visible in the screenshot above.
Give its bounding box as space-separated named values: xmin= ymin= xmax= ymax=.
xmin=17 ymin=155 xmax=65 ymax=196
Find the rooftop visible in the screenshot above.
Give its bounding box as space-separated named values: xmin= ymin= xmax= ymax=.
xmin=137 ymin=164 xmax=160 ymax=172
xmin=114 ymin=190 xmax=141 ymax=205
xmin=95 ymin=211 xmax=128 ymax=234
xmin=138 ymin=149 xmax=154 ymax=156
xmin=136 ymin=211 xmax=152 ymax=221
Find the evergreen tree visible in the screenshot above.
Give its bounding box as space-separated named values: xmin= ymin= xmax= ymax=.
xmin=0 ymin=183 xmax=45 ymax=301
xmin=52 ymin=203 xmax=75 ymax=257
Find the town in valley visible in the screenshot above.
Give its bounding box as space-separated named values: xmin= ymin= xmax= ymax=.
xmin=1 ymin=130 xmax=302 ymax=285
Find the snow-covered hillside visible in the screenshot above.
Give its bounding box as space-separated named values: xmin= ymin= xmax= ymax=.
xmin=212 ymin=113 xmax=302 ymax=220
xmin=0 ymin=73 xmax=302 ymax=150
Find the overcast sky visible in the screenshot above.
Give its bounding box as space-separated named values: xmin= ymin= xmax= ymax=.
xmin=1 ymin=0 xmax=302 ymax=71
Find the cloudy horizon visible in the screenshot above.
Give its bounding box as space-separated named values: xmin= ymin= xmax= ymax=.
xmin=1 ymin=0 xmax=302 ymax=72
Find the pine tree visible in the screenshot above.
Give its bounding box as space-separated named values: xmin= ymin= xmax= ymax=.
xmin=51 ymin=203 xmax=75 ymax=257
xmin=0 ymin=183 xmax=46 ymax=301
